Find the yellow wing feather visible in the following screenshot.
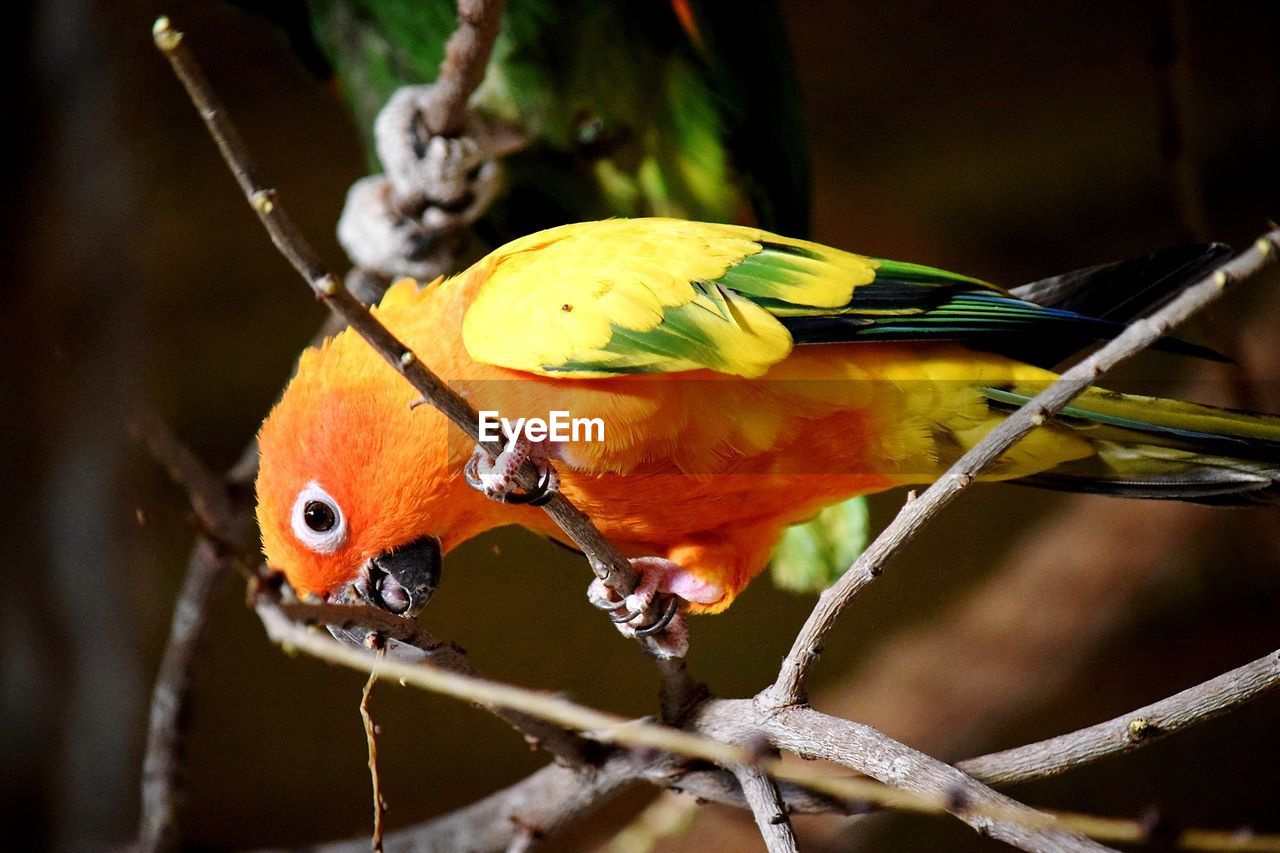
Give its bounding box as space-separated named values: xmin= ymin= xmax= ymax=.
xmin=461 ymin=218 xmax=878 ymax=378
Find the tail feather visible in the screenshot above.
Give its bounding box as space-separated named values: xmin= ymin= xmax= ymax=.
xmin=1010 ymin=243 xmax=1231 ymax=321
xmin=1007 ymin=243 xmax=1233 ymax=366
xmin=1017 ymin=449 xmax=1280 ymax=506
xmin=985 ymin=385 xmax=1280 ymax=506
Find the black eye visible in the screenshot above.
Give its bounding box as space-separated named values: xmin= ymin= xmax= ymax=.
xmin=303 ymin=500 xmax=336 ymax=532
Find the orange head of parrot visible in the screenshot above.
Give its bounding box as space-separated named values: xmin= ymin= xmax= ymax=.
xmin=255 ymin=336 xmax=480 ymax=644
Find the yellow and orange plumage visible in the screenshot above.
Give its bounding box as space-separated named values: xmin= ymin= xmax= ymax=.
xmin=256 ymin=219 xmax=1280 ymax=614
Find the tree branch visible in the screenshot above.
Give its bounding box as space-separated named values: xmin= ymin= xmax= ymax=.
xmin=957 ymin=647 xmax=1280 ymax=786
xmin=137 ymin=541 xmax=234 ymax=853
xmin=419 ymin=0 xmax=505 ymax=137
xmin=302 ymin=681 xmax=1280 ymax=853
xmin=259 ymin=602 xmax=1280 ymax=852
xmin=696 ymin=702 xmax=1113 ymax=853
xmin=733 ymin=764 xmax=799 ymax=853
xmin=131 ymin=410 xmax=255 ymax=853
xmin=765 ymin=228 xmax=1280 ymax=707
xmin=360 ymin=655 xmax=387 ymax=853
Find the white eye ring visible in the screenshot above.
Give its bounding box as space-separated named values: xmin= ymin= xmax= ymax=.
xmin=290 ymin=481 xmax=348 ymax=554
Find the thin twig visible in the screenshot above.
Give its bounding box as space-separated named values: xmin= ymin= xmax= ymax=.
xmin=732 ymin=764 xmax=799 ymax=853
xmin=304 ymin=751 xmax=637 ymax=853
xmin=361 ymin=649 xmax=387 ymax=853
xmin=131 ymin=405 xmax=234 ymax=530
xmin=765 ymin=228 xmax=1280 ymax=707
xmin=957 ymin=647 xmax=1280 ymax=786
xmin=276 ymin=600 xmax=457 ymax=657
xmin=133 ymin=411 xmax=254 ymax=853
xmin=150 ymin=14 xmax=665 ymax=648
xmin=419 ymin=0 xmax=505 ymax=137
xmin=137 ymin=542 xmax=233 ymax=853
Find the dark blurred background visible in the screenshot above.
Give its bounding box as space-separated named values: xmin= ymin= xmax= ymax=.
xmin=4 ymin=1 xmax=1279 ymax=850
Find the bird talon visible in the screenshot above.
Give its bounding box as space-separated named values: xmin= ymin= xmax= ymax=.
xmin=633 ymin=596 xmax=681 ymax=636
xmin=502 ymin=463 xmax=560 ymax=505
xmin=586 ymin=559 xmax=700 ymax=658
xmin=610 ymin=607 xmax=642 ymax=624
xmin=464 ymin=442 xmax=560 ymax=504
xmin=587 ymin=578 xmax=624 ymax=610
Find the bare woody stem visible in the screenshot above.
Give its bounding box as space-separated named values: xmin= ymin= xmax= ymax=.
xmin=765 ymin=228 xmax=1280 ymax=707
xmin=258 ymin=603 xmax=1280 ymax=852
xmin=419 ymin=0 xmax=506 ymax=136
xmin=281 ymin=603 xmax=1280 ymax=842
xmin=131 ymin=407 xmax=254 ymax=853
xmin=732 ymin=764 xmax=799 ymax=853
xmin=137 ymin=542 xmax=233 ymax=853
xmin=149 ymin=17 xmax=660 ymax=634
xmin=254 ymin=602 xmax=1089 ymax=844
xmin=285 ymin=601 xmax=1280 ymax=809
xmin=360 ymin=655 xmax=386 ymax=853
xmin=957 ymin=646 xmax=1280 ymax=786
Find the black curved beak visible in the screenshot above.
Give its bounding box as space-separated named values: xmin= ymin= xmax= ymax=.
xmin=327 ymin=535 xmax=442 ymax=653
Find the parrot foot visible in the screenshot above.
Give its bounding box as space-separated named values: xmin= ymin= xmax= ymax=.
xmin=587 ymin=558 xmax=724 ymax=658
xmin=337 ymin=84 xmax=505 ymax=281
xmin=464 ymin=440 xmax=560 ymax=505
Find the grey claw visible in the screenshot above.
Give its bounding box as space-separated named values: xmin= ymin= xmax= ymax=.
xmin=464 ymin=444 xmax=559 ymax=505
xmin=633 ymin=596 xmax=681 ymax=637
xmin=610 ymin=607 xmax=642 ymax=624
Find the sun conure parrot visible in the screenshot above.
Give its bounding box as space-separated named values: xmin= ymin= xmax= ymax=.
xmin=255 ymin=218 xmax=1280 ymax=652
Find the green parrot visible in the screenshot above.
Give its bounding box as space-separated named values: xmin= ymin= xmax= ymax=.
xmin=240 ymin=0 xmax=863 ymax=592
xmin=248 ymin=0 xmax=809 ymax=235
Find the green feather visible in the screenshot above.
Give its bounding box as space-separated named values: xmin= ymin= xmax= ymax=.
xmin=770 ymin=497 xmax=870 ymax=593
xmin=289 ymin=0 xmax=810 ymax=235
